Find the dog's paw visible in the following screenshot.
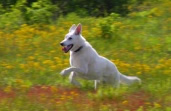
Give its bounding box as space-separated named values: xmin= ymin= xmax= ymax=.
xmin=60 ymin=68 xmax=70 ymax=76
xmin=60 ymin=70 xmax=67 ymax=76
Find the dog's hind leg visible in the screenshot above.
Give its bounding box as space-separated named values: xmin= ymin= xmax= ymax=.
xmin=113 ymin=78 xmax=120 ymax=88
xmin=106 ymin=73 xmax=120 ymax=88
xmin=94 ymin=80 xmax=100 ymax=90
xmin=112 ymin=74 xmax=120 ymax=88
xmin=69 ymin=72 xmax=81 ymax=87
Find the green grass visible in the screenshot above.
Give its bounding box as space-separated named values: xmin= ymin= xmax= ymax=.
xmin=0 ymin=0 xmax=171 ymax=110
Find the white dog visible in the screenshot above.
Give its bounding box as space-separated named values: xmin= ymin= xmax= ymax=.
xmin=60 ymin=23 xmax=141 ymax=89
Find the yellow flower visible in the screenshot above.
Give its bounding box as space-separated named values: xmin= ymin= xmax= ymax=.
xmin=27 ymin=56 xmax=35 ymax=60
xmin=33 ymin=62 xmax=40 ymax=68
xmin=49 ymin=25 xmax=56 ymax=31
xmin=43 ymin=60 xmax=54 ymax=65
xmin=50 ymin=65 xmax=57 ymax=70
xmin=136 ymin=71 xmax=142 ymax=75
xmin=154 ymin=102 xmax=161 ymax=108
xmin=5 ymin=65 xmax=13 ymax=69
xmin=54 ymin=57 xmax=60 ymax=61
xmin=16 ymin=54 xmax=21 ymax=57
xmin=4 ymin=86 xmax=12 ymax=93
xmin=67 ymin=96 xmax=73 ymax=100
xmin=164 ymin=70 xmax=171 ymax=75
xmin=70 ymin=91 xmax=76 ymax=95
xmin=50 ymin=50 xmax=56 ymax=54
xmin=15 ymin=79 xmax=23 ymax=84
xmin=145 ymin=102 xmax=151 ymax=105
xmin=56 ymin=101 xmax=61 ymax=105
xmin=20 ymin=85 xmax=29 ymax=89
xmin=50 ymin=86 xmax=58 ymax=93
xmin=60 ymin=96 xmax=66 ymax=100
xmin=122 ymin=100 xmax=128 ymax=105
xmin=20 ymin=64 xmax=26 ymax=69
xmin=41 ymin=86 xmax=48 ymax=89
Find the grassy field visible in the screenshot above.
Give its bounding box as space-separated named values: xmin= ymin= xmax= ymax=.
xmin=0 ymin=1 xmax=171 ymax=111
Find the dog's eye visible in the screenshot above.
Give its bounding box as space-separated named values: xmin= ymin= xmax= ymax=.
xmin=68 ymin=37 xmax=72 ymax=40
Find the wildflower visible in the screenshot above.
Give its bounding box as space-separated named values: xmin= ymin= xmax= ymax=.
xmin=27 ymin=56 xmax=35 ymax=60
xmin=54 ymin=57 xmax=60 ymax=61
xmin=145 ymin=102 xmax=151 ymax=105
xmin=70 ymin=91 xmax=76 ymax=95
xmin=56 ymin=101 xmax=61 ymax=105
xmin=122 ymin=100 xmax=128 ymax=105
xmin=50 ymin=50 xmax=56 ymax=54
xmin=74 ymin=93 xmax=79 ymax=96
xmin=49 ymin=25 xmax=56 ymax=31
xmin=164 ymin=70 xmax=171 ymax=75
xmin=20 ymin=85 xmax=30 ymax=92
xmin=50 ymin=65 xmax=57 ymax=70
xmin=154 ymin=102 xmax=161 ymax=108
xmin=41 ymin=86 xmax=48 ymax=89
xmin=19 ymin=64 xmax=26 ymax=69
xmin=67 ymin=96 xmax=73 ymax=100
xmin=4 ymin=86 xmax=12 ymax=93
xmin=33 ymin=62 xmax=40 ymax=68
xmin=16 ymin=54 xmax=21 ymax=57
xmin=50 ymin=86 xmax=58 ymax=93
xmin=136 ymin=71 xmax=142 ymax=75
xmin=60 ymin=96 xmax=65 ymax=100
xmin=5 ymin=65 xmax=13 ymax=69
xmin=43 ymin=60 xmax=54 ymax=65
xmin=15 ymin=79 xmax=23 ymax=84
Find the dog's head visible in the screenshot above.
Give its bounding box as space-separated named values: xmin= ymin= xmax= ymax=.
xmin=60 ymin=23 xmax=83 ymax=53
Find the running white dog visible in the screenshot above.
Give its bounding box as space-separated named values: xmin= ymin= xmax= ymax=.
xmin=60 ymin=23 xmax=141 ymax=89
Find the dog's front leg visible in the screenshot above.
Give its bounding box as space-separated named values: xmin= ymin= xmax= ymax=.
xmin=94 ymin=80 xmax=100 ymax=90
xmin=69 ymin=72 xmax=81 ymax=87
xmin=60 ymin=66 xmax=88 ymax=76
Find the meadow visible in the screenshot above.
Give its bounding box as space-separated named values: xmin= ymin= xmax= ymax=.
xmin=0 ymin=0 xmax=171 ymax=111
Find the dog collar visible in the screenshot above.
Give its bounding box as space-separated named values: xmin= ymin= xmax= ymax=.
xmin=74 ymin=46 xmax=83 ymax=52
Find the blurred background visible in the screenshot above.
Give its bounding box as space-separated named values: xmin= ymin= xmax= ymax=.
xmin=0 ymin=0 xmax=170 ymax=111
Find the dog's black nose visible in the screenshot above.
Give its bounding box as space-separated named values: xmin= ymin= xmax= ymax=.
xmin=60 ymin=42 xmax=64 ymax=46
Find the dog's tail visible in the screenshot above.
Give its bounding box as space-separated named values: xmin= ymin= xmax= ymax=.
xmin=119 ymin=73 xmax=141 ymax=85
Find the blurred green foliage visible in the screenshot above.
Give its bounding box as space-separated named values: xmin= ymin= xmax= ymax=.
xmin=0 ymin=0 xmax=138 ymax=16
xmin=0 ymin=0 xmax=146 ymax=25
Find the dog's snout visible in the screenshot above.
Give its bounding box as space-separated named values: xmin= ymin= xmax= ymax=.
xmin=60 ymin=42 xmax=64 ymax=46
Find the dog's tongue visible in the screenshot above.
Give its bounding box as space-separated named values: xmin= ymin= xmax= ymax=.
xmin=62 ymin=45 xmax=72 ymax=53
xmin=62 ymin=46 xmax=68 ymax=53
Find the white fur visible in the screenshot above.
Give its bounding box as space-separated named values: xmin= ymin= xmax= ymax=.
xmin=60 ymin=24 xmax=141 ymax=90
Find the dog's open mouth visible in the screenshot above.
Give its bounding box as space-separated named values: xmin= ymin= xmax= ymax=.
xmin=62 ymin=44 xmax=73 ymax=53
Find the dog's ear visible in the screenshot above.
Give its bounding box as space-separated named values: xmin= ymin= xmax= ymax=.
xmin=69 ymin=24 xmax=76 ymax=32
xmin=74 ymin=23 xmax=82 ymax=35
